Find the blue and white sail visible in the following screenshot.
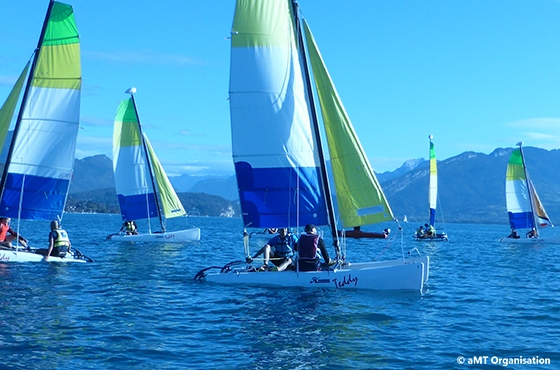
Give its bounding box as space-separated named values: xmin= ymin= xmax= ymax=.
xmin=0 ymin=1 xmax=81 ymax=221
xmin=229 ymin=0 xmax=328 ymax=228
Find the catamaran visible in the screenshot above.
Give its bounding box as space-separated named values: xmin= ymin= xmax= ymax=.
xmin=413 ymin=135 xmax=448 ymax=241
xmin=0 ymin=1 xmax=92 ymax=262
xmin=499 ymin=142 xmax=559 ymax=244
xmin=196 ymin=0 xmax=429 ymax=291
xmin=107 ymin=88 xmax=200 ymax=243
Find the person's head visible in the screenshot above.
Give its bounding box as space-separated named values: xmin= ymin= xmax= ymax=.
xmin=278 ymin=228 xmax=288 ymax=236
xmin=0 ymin=217 xmax=9 ymax=225
xmin=50 ymin=220 xmax=60 ymax=231
xmin=304 ymin=224 xmax=316 ymax=234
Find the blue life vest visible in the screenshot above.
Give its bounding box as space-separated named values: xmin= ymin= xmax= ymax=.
xmin=269 ymin=234 xmax=295 ymax=258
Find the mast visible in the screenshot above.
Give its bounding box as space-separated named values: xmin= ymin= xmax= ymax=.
xmin=291 ymin=0 xmax=340 ymax=255
xmin=126 ymin=88 xmax=165 ymax=232
xmin=517 ymin=141 xmax=539 ymax=236
xmin=0 ymin=0 xmax=55 ymax=202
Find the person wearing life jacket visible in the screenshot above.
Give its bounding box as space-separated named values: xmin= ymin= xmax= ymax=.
xmin=0 ymin=217 xmax=28 ymax=249
xmin=295 ymin=224 xmax=332 ymax=272
xmin=39 ymin=220 xmax=72 ymax=261
xmin=121 ymin=220 xmax=138 ymax=235
xmin=249 ymin=228 xmax=298 ymax=271
xmin=426 ymin=224 xmax=436 ymax=238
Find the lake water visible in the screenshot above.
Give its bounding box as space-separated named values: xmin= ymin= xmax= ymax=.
xmin=0 ymin=214 xmax=558 ymax=369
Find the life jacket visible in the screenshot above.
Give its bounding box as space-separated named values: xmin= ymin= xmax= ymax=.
xmin=298 ymin=234 xmax=319 ymax=260
xmin=54 ymin=229 xmax=70 ymax=255
xmin=0 ymin=224 xmax=8 ymax=241
xmin=125 ymin=221 xmax=136 ymax=232
xmin=270 ymin=235 xmax=295 ymax=258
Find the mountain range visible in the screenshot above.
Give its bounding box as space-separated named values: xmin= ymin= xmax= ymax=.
xmin=65 ymin=146 xmax=560 ymax=225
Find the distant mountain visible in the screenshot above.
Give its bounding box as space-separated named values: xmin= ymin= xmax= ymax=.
xmin=376 ymin=158 xmax=426 ymax=183
xmin=382 ymin=147 xmax=560 ymax=225
xmin=44 ymin=147 xmax=560 ymax=224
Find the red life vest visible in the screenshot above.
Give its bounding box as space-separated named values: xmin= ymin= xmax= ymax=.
xmin=298 ymin=234 xmax=319 ymax=260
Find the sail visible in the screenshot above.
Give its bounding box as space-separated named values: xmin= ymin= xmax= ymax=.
xmin=144 ymin=134 xmax=187 ymax=219
xmin=0 ymin=63 xmax=30 ymax=152
xmin=0 ymin=2 xmax=81 ymax=220
xmin=229 ymin=0 xmax=328 ymax=228
xmin=428 ymin=139 xmax=437 ymax=226
xmin=528 ymin=179 xmax=552 ymax=227
xmin=113 ymin=99 xmax=158 ymax=221
xmin=303 ymin=21 xmax=393 ymax=228
xmin=505 ymin=149 xmax=534 ymax=230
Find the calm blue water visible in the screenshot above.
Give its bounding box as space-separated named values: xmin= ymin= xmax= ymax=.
xmin=1 ymin=214 xmax=558 ymax=369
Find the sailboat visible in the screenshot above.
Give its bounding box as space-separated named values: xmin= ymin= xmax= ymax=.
xmin=413 ymin=135 xmax=448 ymax=241
xmin=196 ymin=0 xmax=428 ymax=291
xmin=499 ymin=142 xmax=559 ymax=244
xmin=107 ymin=88 xmax=201 ymax=243
xmin=0 ymin=1 xmax=91 ymax=263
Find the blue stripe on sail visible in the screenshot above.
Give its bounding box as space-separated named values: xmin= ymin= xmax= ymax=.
xmin=429 ymin=207 xmax=436 ymax=226
xmin=0 ymin=173 xmax=68 ymax=220
xmin=508 ymin=211 xmax=535 ymax=230
xmin=235 ymin=162 xmax=328 ymax=228
xmin=117 ymin=193 xmax=158 ymax=221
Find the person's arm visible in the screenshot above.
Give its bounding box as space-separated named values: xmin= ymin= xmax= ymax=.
xmin=318 ymin=238 xmax=331 ymax=263
xmin=44 ymin=234 xmax=54 ymax=261
xmin=9 ymin=227 xmax=27 ymax=244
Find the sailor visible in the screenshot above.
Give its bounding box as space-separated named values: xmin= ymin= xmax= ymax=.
xmin=122 ymin=220 xmax=138 ymax=235
xmin=416 ymin=225 xmax=425 ymax=238
xmin=426 ymin=224 xmax=436 ymax=238
xmin=38 ymin=220 xmax=72 ymax=261
xmin=295 ymin=224 xmax=333 ymax=271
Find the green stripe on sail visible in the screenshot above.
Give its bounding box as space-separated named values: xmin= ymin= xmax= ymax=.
xmin=0 ymin=62 xmax=30 ymax=151
xmin=33 ymin=2 xmax=81 ymax=90
xmin=231 ymin=0 xmax=295 ymax=48
xmin=303 ymin=20 xmax=393 ymax=228
xmin=114 ymin=99 xmax=142 ymax=148
xmin=506 ymin=149 xmax=526 ymax=181
xmin=145 ymin=135 xmax=187 ymax=219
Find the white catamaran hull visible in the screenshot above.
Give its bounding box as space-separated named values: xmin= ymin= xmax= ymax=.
xmin=201 ymin=256 xmax=429 ymax=291
xmin=499 ymin=236 xmax=560 ymax=244
xmin=109 ymin=227 xmax=201 ymax=243
xmin=0 ymin=249 xmax=89 ymax=263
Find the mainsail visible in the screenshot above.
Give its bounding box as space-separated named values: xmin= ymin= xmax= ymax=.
xmin=428 ymin=136 xmax=437 ymax=226
xmin=505 ymin=145 xmax=552 ymax=233
xmin=0 ymin=1 xmax=81 ymax=221
xmin=113 ymin=96 xmax=186 ymax=230
xmin=229 ymin=0 xmax=328 ymax=229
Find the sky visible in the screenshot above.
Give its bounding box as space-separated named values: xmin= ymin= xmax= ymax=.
xmin=2 ymin=0 xmax=560 ymax=178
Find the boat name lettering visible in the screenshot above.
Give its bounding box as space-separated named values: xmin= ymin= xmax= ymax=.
xmin=309 ymin=277 xmax=331 ymax=284
xmin=332 ymin=274 xmax=358 ymax=288
xmin=0 ymin=254 xmax=9 ymax=261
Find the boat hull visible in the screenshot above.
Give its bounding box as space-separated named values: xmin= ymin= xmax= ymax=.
xmin=201 ymin=256 xmax=429 ymax=291
xmin=108 ymin=228 xmax=201 ymax=243
xmin=338 ymin=230 xmax=388 ymax=239
xmin=413 ymin=233 xmax=448 ymax=242
xmin=0 ymin=249 xmax=90 ymax=263
xmin=499 ymin=236 xmax=560 ymax=244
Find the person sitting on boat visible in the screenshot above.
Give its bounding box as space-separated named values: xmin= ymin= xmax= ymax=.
xmin=383 ymin=228 xmax=391 ymax=236
xmin=0 ymin=217 xmax=28 ymax=249
xmin=37 ymin=220 xmax=72 ymax=261
xmin=249 ymin=228 xmax=298 ymax=271
xmin=415 ymin=225 xmax=425 ymax=239
xmin=295 ymin=224 xmax=333 ymax=271
xmin=526 ymin=228 xmax=537 ymax=238
xmin=120 ymin=220 xmax=138 ymax=235
xmin=426 ymin=224 xmax=436 ymax=238
xmin=508 ymin=229 xmax=520 ymax=239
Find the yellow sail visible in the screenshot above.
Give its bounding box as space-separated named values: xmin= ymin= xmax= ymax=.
xmin=303 ymin=20 xmax=393 ymax=228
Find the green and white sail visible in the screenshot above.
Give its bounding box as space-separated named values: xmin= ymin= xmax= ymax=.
xmin=303 ymin=20 xmax=393 ymax=228
xmin=428 ymin=136 xmax=437 ymax=226
xmin=0 ymin=1 xmax=81 ymax=220
xmin=113 ymin=94 xmax=186 ymax=230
